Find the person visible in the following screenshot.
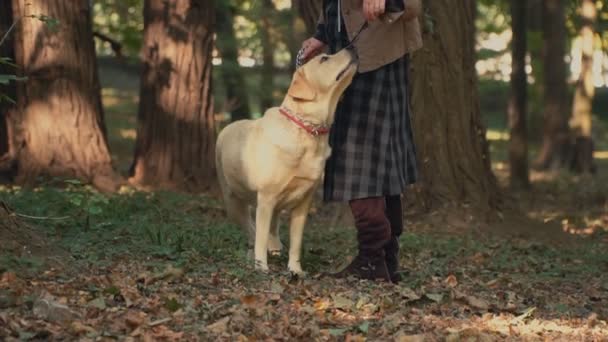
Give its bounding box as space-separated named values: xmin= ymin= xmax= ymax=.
xmin=299 ymin=0 xmax=422 ymax=283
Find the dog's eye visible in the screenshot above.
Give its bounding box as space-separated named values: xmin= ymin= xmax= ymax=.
xmin=320 ymin=56 xmax=329 ymax=63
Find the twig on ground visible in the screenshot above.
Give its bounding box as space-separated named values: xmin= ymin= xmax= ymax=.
xmin=12 ymin=213 xmax=71 ymax=221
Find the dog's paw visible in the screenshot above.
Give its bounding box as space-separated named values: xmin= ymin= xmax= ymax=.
xmin=268 ymin=249 xmax=283 ymax=257
xmin=267 ymin=239 xmax=283 ymax=256
xmin=255 ymin=259 xmax=270 ymax=272
xmin=288 ymin=263 xmax=306 ymax=277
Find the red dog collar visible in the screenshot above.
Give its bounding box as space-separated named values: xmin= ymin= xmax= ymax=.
xmin=279 ymin=106 xmax=330 ymax=136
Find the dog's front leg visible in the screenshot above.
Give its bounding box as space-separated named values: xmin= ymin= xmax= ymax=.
xmin=288 ymin=193 xmax=313 ymax=275
xmin=254 ymin=197 xmax=276 ymax=272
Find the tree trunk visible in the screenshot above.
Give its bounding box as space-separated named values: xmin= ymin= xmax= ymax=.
xmin=410 ymin=0 xmax=501 ymax=212
xmin=10 ymin=0 xmax=119 ymax=191
xmin=570 ymin=0 xmax=597 ymax=174
xmin=508 ymin=0 xmax=530 ymax=188
xmin=216 ymin=3 xmax=251 ymax=122
xmin=293 ymin=0 xmax=323 ymax=35
xmin=533 ymin=0 xmax=570 ymax=170
xmin=260 ymin=0 xmax=275 ymax=110
xmin=130 ymin=0 xmax=216 ymax=191
xmin=0 ymin=0 xmax=16 ymax=168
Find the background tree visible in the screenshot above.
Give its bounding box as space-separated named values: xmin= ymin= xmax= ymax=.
xmin=216 ymin=1 xmax=251 ymax=122
xmin=130 ymin=0 xmax=216 ymax=191
xmin=410 ymin=0 xmax=501 ymax=212
xmin=259 ymin=0 xmax=276 ymax=110
xmin=570 ymin=0 xmax=597 ymax=174
xmin=507 ymin=0 xmax=530 ymax=188
xmin=534 ymin=0 xmax=570 ymax=170
xmin=0 ymin=0 xmax=16 ymax=169
xmin=8 ymin=0 xmax=119 ymax=191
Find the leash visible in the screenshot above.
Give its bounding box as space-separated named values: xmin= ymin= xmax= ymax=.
xmin=296 ymin=21 xmax=369 ymax=69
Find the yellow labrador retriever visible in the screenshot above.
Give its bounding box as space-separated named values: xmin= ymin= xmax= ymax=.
xmin=215 ymin=47 xmax=358 ymax=275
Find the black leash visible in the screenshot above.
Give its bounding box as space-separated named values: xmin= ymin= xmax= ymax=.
xmin=345 ymin=21 xmax=369 ymax=49
xmin=296 ymin=21 xmax=369 ymax=69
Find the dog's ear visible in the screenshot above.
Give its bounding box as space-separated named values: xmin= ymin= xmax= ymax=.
xmin=287 ymin=69 xmax=316 ymax=101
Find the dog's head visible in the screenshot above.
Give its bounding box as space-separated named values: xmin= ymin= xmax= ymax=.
xmin=286 ymin=47 xmax=358 ymax=105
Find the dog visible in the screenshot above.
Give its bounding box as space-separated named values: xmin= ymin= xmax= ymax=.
xmin=215 ymin=47 xmax=358 ymax=275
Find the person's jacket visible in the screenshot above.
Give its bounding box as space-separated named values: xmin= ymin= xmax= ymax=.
xmin=315 ymin=0 xmax=423 ymax=73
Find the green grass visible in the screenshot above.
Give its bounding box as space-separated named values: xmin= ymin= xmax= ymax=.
xmin=2 ymin=183 xmax=606 ymax=284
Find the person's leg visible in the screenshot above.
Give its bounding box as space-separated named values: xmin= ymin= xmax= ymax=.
xmin=332 ymin=196 xmax=391 ymax=281
xmin=384 ymin=194 xmax=404 ymax=283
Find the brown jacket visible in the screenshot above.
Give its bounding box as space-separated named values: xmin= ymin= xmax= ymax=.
xmin=318 ymin=0 xmax=423 ymax=72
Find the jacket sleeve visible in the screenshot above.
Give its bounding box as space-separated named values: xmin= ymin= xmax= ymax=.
xmin=313 ymin=10 xmax=328 ymax=44
xmin=382 ymin=0 xmax=422 ymax=23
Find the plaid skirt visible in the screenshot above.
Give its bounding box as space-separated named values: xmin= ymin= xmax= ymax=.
xmin=323 ymin=55 xmax=418 ymax=202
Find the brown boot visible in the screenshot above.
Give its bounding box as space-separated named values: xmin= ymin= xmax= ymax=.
xmin=331 ymin=197 xmax=391 ymax=282
xmin=385 ymin=195 xmax=404 ymax=283
xmin=333 ymin=250 xmax=391 ymax=281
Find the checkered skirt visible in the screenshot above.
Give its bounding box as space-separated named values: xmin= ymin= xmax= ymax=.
xmin=323 ymin=55 xmax=418 ymax=202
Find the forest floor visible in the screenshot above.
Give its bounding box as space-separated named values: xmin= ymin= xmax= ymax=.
xmin=1 ymin=90 xmax=608 ymax=341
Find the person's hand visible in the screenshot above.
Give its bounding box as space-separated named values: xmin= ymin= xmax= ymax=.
xmin=300 ymin=37 xmax=326 ymax=63
xmin=363 ymin=0 xmax=386 ymax=21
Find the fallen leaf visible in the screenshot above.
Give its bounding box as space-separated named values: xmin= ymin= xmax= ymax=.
xmin=357 ymin=321 xmax=370 ymax=333
xmin=147 ymin=265 xmax=184 ymax=285
xmin=400 ymin=287 xmax=421 ymax=302
xmin=125 ymin=311 xmax=145 ymax=329
xmin=329 ymin=328 xmax=348 ymax=336
xmin=332 ymin=294 xmax=355 ymax=310
xmin=240 ymin=294 xmax=262 ymax=308
xmin=270 ymin=281 xmax=284 ymax=294
xmin=444 ymin=274 xmax=458 ymax=288
xmin=70 ymin=321 xmax=97 ymax=336
xmin=33 ymin=298 xmax=75 ymax=323
xmin=465 ymin=295 xmax=489 ymax=310
xmin=514 ymin=307 xmax=536 ymax=323
xmin=395 ymin=332 xmax=426 ymax=342
xmin=425 ymin=293 xmax=444 ymax=303
xmin=206 ymin=316 xmax=230 ymax=334
xmin=88 ymin=297 xmax=106 ymax=310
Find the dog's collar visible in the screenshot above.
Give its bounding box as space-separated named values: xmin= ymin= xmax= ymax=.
xmin=279 ymin=106 xmax=330 ymax=136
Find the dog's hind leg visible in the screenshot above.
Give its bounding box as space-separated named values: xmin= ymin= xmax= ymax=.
xmin=223 ymin=192 xmax=255 ymax=257
xmin=268 ymin=212 xmax=283 ymax=256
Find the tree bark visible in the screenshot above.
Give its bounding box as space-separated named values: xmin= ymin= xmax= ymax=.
xmin=130 ymin=0 xmax=216 ymax=191
xmin=410 ymin=0 xmax=501 ymax=212
xmin=0 ymin=0 xmax=16 ymax=167
xmin=508 ymin=0 xmax=530 ymax=188
xmin=534 ymin=0 xmax=570 ymax=170
xmin=260 ymin=0 xmax=275 ymax=110
xmin=216 ymin=3 xmax=251 ymax=122
xmin=570 ymin=0 xmax=597 ymax=174
xmin=10 ymin=0 xmax=119 ymax=191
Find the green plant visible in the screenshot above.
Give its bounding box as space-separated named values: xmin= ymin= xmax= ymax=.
xmin=64 ymin=179 xmax=110 ymax=230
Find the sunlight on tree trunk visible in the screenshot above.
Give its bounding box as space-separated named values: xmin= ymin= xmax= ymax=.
xmin=10 ymin=0 xmax=119 ymax=191
xmin=130 ymin=0 xmax=216 ymax=191
xmin=534 ymin=0 xmax=570 ymax=170
xmin=410 ymin=0 xmax=501 ymax=212
xmin=0 ymin=0 xmax=16 ymax=169
xmin=570 ymin=0 xmax=597 ymax=174
xmin=508 ymin=0 xmax=530 ymax=189
xmin=216 ymin=3 xmax=251 ymax=122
